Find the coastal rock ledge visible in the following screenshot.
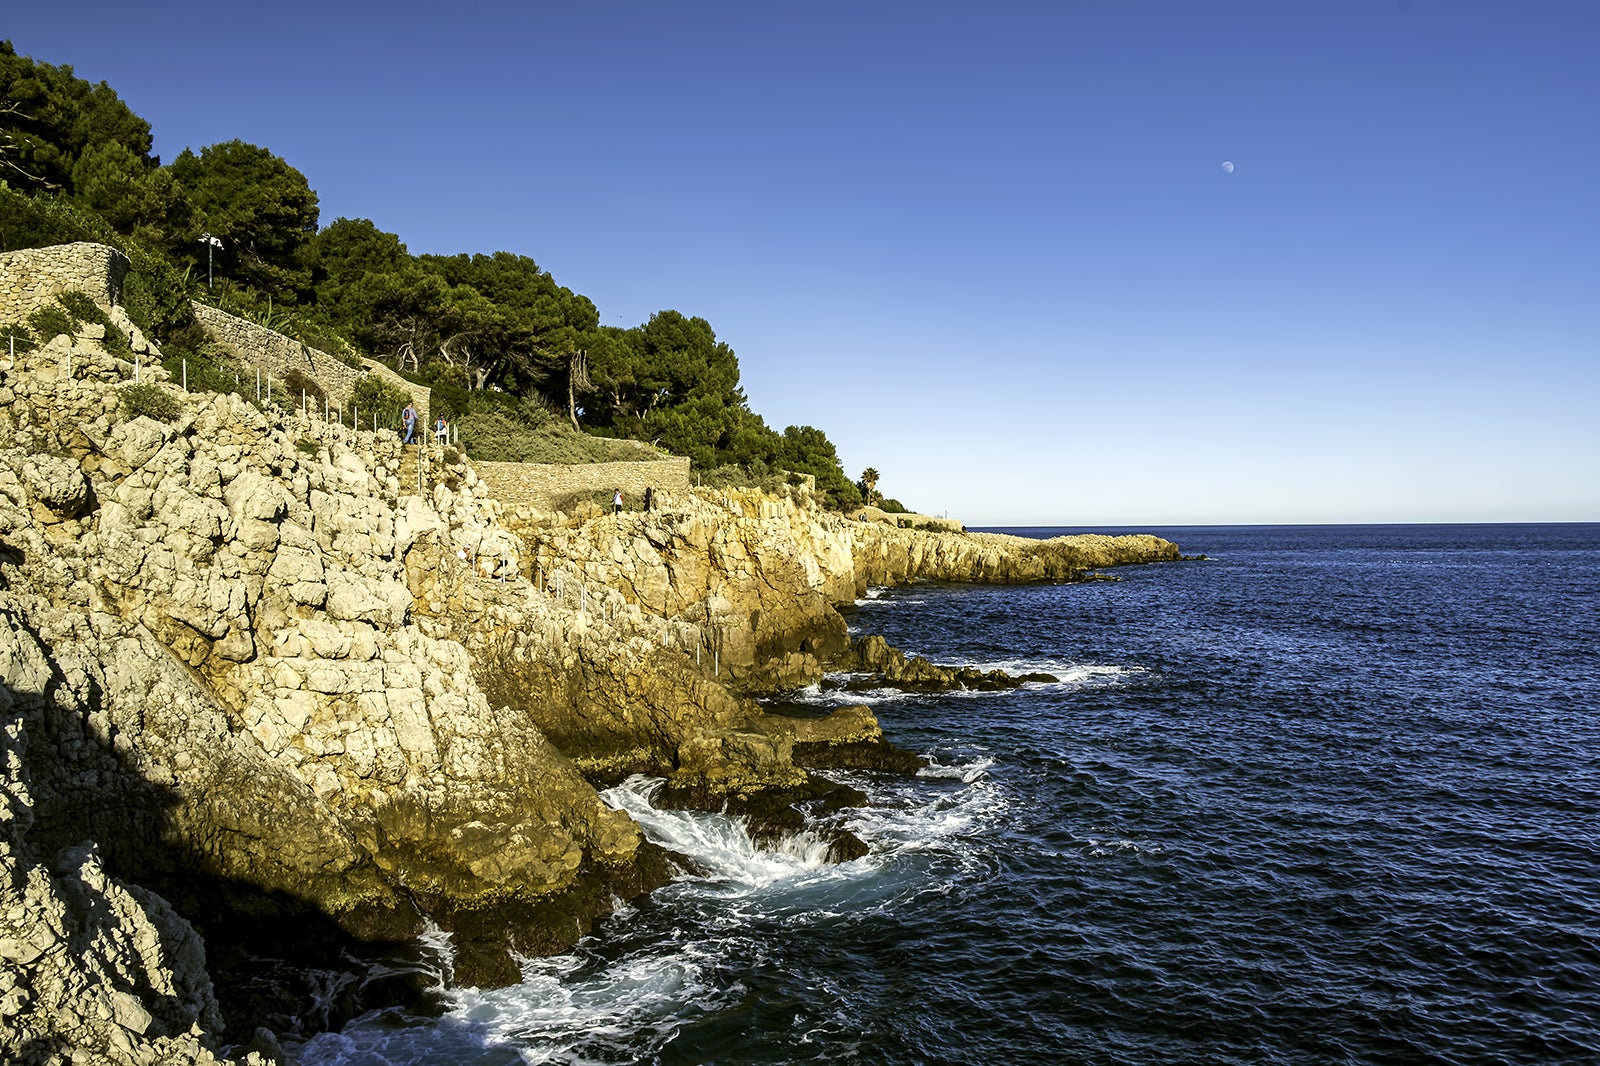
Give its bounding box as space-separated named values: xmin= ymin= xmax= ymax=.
xmin=0 ymin=297 xmax=1178 ymax=1060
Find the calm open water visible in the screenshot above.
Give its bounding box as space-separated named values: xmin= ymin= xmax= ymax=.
xmin=295 ymin=523 xmax=1600 ymax=1065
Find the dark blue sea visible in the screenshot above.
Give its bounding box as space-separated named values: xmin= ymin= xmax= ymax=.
xmin=296 ymin=524 xmax=1600 ymax=1065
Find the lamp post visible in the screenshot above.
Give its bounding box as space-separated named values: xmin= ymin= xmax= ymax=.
xmin=200 ymin=233 xmax=223 ymax=289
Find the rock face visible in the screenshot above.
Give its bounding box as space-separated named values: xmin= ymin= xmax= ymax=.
xmin=0 ymin=281 xmax=1181 ymax=1056
xmin=512 ymin=488 xmax=1180 ymax=694
xmin=1 ymin=710 xmax=265 ymax=1065
xmin=0 ymin=327 xmax=675 ymax=1030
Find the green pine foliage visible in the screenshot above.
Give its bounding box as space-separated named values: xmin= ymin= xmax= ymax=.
xmin=0 ymin=39 xmax=880 ymax=510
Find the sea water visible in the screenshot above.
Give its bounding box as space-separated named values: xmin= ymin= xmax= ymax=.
xmin=292 ymin=524 xmax=1600 ymax=1065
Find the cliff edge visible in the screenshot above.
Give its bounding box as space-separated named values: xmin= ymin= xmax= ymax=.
xmin=0 ymin=269 xmax=1179 ymax=1057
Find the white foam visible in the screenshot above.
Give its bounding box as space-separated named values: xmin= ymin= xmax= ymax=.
xmin=854 ymin=586 xmax=926 ymax=608
xmin=602 ymin=776 xmax=836 ymax=887
xmin=297 ymin=761 xmax=1011 ymax=1065
xmin=780 ymin=678 xmax=920 ymax=708
xmin=916 ymin=754 xmax=995 ymax=783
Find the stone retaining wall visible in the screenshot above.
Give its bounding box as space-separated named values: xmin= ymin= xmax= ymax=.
xmin=0 ymin=243 xmax=129 ymax=326
xmin=474 ymin=456 xmax=692 ymax=513
xmin=189 ymin=301 xmax=429 ymax=424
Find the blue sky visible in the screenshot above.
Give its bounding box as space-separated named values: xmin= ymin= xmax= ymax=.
xmin=9 ymin=1 xmax=1597 ymax=524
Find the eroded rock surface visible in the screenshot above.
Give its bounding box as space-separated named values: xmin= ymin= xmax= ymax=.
xmin=0 ymin=287 xmax=1179 ymax=1056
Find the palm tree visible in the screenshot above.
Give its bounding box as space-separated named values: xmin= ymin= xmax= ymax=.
xmin=859 ymin=467 xmax=880 ymax=505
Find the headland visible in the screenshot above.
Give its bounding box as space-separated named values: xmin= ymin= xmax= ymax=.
xmin=0 ymin=245 xmax=1180 ymax=1063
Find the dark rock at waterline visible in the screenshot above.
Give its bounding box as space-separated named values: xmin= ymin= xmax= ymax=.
xmin=830 ymin=633 xmax=1058 ymax=693
xmin=657 ymin=773 xmax=872 ymax=863
xmin=429 ymin=845 xmax=678 ymax=988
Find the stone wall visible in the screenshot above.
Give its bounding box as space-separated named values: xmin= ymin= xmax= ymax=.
xmin=0 ymin=242 xmax=129 ymax=327
xmin=474 ymin=456 xmax=692 ymax=512
xmin=189 ymin=301 xmax=429 ymax=424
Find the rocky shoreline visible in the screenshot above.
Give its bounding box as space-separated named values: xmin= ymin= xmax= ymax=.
xmin=0 ymin=311 xmax=1180 ymax=1063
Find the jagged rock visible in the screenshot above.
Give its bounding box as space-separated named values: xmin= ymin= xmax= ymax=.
xmin=511 ymin=487 xmax=1177 ymax=695
xmin=20 ymin=453 xmax=89 ymax=520
xmin=1 ymin=714 xmax=267 ymax=1066
xmin=831 ymin=633 xmax=1059 ymax=693
xmin=0 ymin=287 xmax=1181 ymax=1052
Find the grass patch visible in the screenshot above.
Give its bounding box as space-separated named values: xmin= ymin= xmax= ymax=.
xmin=458 ymin=401 xmax=660 ymax=464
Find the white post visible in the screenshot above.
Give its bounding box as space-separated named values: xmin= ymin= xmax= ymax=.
xmin=266 ymin=375 xmax=271 ymax=404
xmin=354 ymin=405 xmax=359 ymax=433
xmin=256 ymin=369 xmax=261 ymax=402
xmin=302 ymin=389 xmax=306 ymax=416
xmin=182 ymin=358 xmax=187 ymax=392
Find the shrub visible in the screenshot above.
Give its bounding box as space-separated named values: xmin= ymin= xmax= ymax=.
xmin=0 ymin=323 xmax=37 ymax=356
xmin=281 ymin=368 xmax=327 ymax=407
xmin=457 ymin=406 xmax=651 ymax=463
xmin=120 ymin=382 xmax=181 ymax=422
xmin=26 ymin=303 xmax=75 ymax=344
xmin=56 ymin=290 xmax=130 ymax=355
xmin=179 ymin=343 xmax=245 ymax=398
xmin=346 ymin=374 xmax=412 ymax=430
xmin=698 ymin=463 xmax=787 ymax=495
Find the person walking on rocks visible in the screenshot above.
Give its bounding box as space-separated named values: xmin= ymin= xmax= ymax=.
xmin=613 ymin=489 xmax=624 ymax=517
xmin=401 ymin=402 xmax=417 ymax=444
xmin=434 ymin=415 xmax=449 ymax=447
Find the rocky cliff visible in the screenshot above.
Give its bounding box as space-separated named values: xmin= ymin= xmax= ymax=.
xmin=512 ymin=489 xmax=1180 ymax=694
xmin=0 ymin=289 xmax=1179 ymax=1058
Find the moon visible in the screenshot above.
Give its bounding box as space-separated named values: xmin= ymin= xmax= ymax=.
xmin=1221 ymin=160 xmax=1235 ymax=174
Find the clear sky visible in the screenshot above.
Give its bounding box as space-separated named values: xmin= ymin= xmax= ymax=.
xmin=8 ymin=1 xmax=1597 ymax=524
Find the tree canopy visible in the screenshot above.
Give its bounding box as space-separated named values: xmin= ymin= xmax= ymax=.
xmin=0 ymin=40 xmax=870 ymax=508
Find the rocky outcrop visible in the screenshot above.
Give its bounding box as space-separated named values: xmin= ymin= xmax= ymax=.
xmin=830 ymin=633 xmax=1061 ymax=693
xmin=1 ymin=708 xmax=267 ymax=1065
xmin=511 ymin=488 xmax=1180 ymax=695
xmin=0 ymin=270 xmax=1181 ymax=1055
xmin=0 ymin=327 xmax=675 ymax=1007
xmin=0 ymin=303 xmax=922 ymax=1016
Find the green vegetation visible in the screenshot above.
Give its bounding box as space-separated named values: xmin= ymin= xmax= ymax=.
xmin=119 ymin=382 xmax=180 ymax=422
xmin=0 ymin=40 xmax=879 ymax=508
xmin=25 ymin=301 xmax=73 ymax=345
xmin=0 ymin=321 xmax=35 ymax=354
xmin=345 ymin=374 xmax=411 ymax=431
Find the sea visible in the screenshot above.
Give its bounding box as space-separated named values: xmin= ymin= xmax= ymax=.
xmin=290 ymin=523 xmax=1600 ymax=1065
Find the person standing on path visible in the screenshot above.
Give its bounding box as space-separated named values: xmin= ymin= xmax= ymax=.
xmin=401 ymin=402 xmax=417 ymax=444
xmin=435 ymin=416 xmax=448 ymax=447
xmin=613 ymin=489 xmax=624 ymax=517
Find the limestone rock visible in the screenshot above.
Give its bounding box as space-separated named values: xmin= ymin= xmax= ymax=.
xmin=20 ymin=453 xmax=88 ymax=520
